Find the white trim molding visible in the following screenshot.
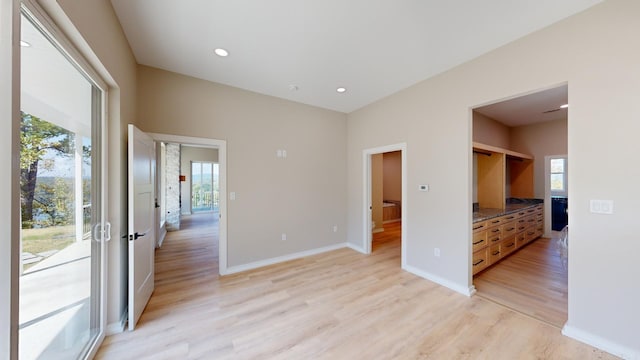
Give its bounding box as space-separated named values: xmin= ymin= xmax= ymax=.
xmin=403 ymin=264 xmax=476 ymax=297
xmin=562 ymin=324 xmax=639 ymax=360
xmin=362 ymin=143 xmax=408 ymax=268
xmin=223 ymin=243 xmax=348 ymax=275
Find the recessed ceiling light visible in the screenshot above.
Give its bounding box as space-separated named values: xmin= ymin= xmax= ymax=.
xmin=214 ymin=48 xmax=229 ymax=57
xmin=336 ymin=87 xmax=347 ymax=93
xmin=20 ymin=40 xmax=31 ymax=47
xmin=560 ymin=104 xmax=569 ymax=108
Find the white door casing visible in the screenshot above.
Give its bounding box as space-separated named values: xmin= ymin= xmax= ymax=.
xmin=362 ymin=143 xmax=407 ymax=267
xmin=128 ymin=124 xmax=156 ymax=331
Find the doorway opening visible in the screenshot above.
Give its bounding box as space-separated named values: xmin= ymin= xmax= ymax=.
xmin=363 ymin=144 xmax=407 ymax=267
xmin=471 ymin=84 xmax=569 ymax=328
xmin=150 ymin=134 xmax=228 ymax=274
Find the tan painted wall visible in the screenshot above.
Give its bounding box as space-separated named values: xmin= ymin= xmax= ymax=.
xmin=137 ymin=65 xmax=348 ymax=267
xmin=54 ymin=0 xmax=138 ymax=330
xmin=371 ymin=154 xmax=384 ymax=232
xmin=383 ymin=151 xmax=402 ymax=202
xmin=347 ymin=0 xmax=640 ymax=355
xmin=180 ymin=146 xmax=219 ymax=214
xmin=472 ymin=111 xmax=510 ymax=148
xmin=510 ymin=119 xmax=568 ymax=198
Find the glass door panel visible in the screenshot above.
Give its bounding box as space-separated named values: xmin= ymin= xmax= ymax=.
xmin=19 ymin=12 xmax=102 ymax=360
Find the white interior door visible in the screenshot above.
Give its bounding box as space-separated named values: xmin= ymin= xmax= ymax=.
xmin=127 ymin=124 xmax=156 ymax=331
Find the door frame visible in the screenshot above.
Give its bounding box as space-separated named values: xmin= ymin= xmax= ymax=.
xmin=148 ymin=133 xmax=228 ymax=274
xmin=362 ymin=143 xmax=407 ymax=267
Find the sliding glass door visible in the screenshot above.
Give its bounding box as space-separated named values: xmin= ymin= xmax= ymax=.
xmin=19 ymin=9 xmax=105 ymax=359
xmin=191 ymin=161 xmax=219 ymax=213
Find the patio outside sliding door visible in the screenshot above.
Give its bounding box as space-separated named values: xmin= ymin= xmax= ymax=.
xmin=19 ymin=9 xmax=106 ymax=360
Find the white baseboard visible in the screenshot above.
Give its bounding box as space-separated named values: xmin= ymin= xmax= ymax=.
xmin=346 ymin=242 xmax=366 ymax=254
xmin=403 ymin=264 xmax=475 ymax=297
xmin=562 ymin=324 xmax=639 ymax=360
xmin=106 ymin=308 xmax=127 ymax=335
xmin=224 ymin=243 xmax=348 ymax=275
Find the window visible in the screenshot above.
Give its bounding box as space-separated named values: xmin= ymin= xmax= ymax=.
xmin=550 ymin=157 xmax=567 ymax=195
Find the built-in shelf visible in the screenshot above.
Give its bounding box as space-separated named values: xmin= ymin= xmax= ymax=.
xmin=473 ymin=142 xmax=534 ymax=209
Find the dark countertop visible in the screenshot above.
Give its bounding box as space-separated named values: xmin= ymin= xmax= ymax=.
xmin=473 ymin=198 xmax=543 ymax=222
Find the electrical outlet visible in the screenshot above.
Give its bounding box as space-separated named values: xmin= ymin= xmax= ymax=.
xmin=333 ymin=225 xmax=338 ymax=233
xmin=281 ymin=233 xmax=287 ymax=241
xmin=434 ymin=248 xmax=441 ymax=257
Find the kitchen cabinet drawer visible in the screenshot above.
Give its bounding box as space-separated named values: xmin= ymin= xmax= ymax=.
xmin=501 ymin=221 xmax=517 ymax=238
xmin=487 ymin=225 xmax=501 ymax=238
xmin=472 ymin=231 xmax=488 ymax=251
xmin=501 ymin=235 xmax=517 ymax=256
xmin=525 ymin=227 xmax=538 ymax=242
xmin=488 ymin=243 xmax=501 ymax=264
xmin=472 ymin=203 xmax=543 ymax=276
xmin=472 ymin=221 xmax=487 ymax=232
xmin=472 ymin=248 xmax=488 ymax=275
xmin=486 ymin=217 xmax=503 ymax=227
xmin=515 ymin=232 xmax=527 ymax=248
xmin=488 ymin=232 xmax=501 ymax=245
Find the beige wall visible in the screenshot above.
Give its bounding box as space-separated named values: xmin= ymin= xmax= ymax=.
xmin=347 ymin=0 xmax=640 ymax=356
xmin=180 ymin=146 xmax=219 ymax=214
xmin=472 ymin=111 xmax=510 ymax=148
xmin=510 ymin=119 xmax=568 ymax=198
xmin=383 ymin=151 xmax=402 ymax=202
xmin=137 ymin=65 xmax=348 ymax=267
xmin=54 ymin=0 xmax=138 ymax=331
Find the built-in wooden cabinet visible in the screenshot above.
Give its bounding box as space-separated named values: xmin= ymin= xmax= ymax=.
xmin=474 ymin=142 xmax=534 ymax=209
xmin=472 ymin=203 xmax=543 ymax=275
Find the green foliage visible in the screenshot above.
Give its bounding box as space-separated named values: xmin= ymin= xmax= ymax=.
xmin=20 ymin=112 xmax=72 ymax=170
xmin=20 ymin=111 xmax=74 ymax=228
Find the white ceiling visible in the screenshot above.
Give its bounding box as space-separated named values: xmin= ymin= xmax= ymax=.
xmin=474 ymin=85 xmax=569 ymax=127
xmin=110 ymin=0 xmax=602 ymax=114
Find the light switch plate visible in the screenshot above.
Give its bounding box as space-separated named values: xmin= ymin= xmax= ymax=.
xmin=590 ymin=199 xmax=613 ymax=214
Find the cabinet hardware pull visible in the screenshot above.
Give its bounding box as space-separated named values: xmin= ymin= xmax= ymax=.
xmin=491 ymin=237 xmax=500 ymax=242
xmin=473 ymin=239 xmax=485 ymax=245
xmin=492 ymin=251 xmax=500 ymax=256
xmin=506 ymin=227 xmax=515 ymax=231
xmin=506 ymin=216 xmax=514 ymax=220
xmin=492 ymin=229 xmax=500 ymax=233
xmin=473 ymin=225 xmax=483 ymax=230
xmin=473 ymin=259 xmax=484 ymax=266
xmin=506 ymin=243 xmax=515 ymax=248
xmin=491 ymin=220 xmax=500 ymax=224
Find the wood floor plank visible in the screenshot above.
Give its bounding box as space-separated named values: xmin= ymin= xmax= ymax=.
xmin=473 ymin=235 xmax=568 ymax=328
xmin=96 ymin=217 xmax=616 ymax=359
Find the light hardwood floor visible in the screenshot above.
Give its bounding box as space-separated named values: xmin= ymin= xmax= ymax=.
xmin=473 ymin=235 xmax=568 ymax=328
xmin=96 ymin=218 xmax=617 ymax=359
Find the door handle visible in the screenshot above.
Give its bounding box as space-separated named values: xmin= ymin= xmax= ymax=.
xmin=129 ymin=232 xmax=146 ymax=241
